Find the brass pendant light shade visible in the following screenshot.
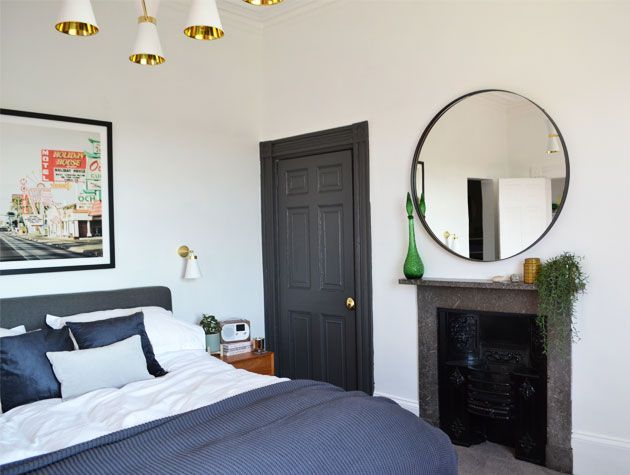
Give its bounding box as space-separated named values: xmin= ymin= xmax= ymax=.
xmin=130 ymin=17 xmax=166 ymax=66
xmin=130 ymin=1 xmax=166 ymax=66
xmin=184 ymin=0 xmax=224 ymax=40
xmin=55 ymin=0 xmax=99 ymax=36
xmin=55 ymin=21 xmax=99 ymax=36
xmin=184 ymin=25 xmax=224 ymax=41
xmin=243 ymin=0 xmax=284 ymax=5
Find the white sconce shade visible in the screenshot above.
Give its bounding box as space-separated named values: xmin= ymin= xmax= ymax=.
xmin=546 ymin=122 xmax=561 ymax=156
xmin=55 ymin=0 xmax=99 ymax=36
xmin=184 ymin=0 xmax=224 ymax=40
xmin=130 ymin=19 xmax=165 ymax=65
xmin=184 ymin=253 xmax=202 ymax=279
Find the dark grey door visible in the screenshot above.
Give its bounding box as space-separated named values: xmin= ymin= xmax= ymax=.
xmin=277 ymin=150 xmax=357 ymax=390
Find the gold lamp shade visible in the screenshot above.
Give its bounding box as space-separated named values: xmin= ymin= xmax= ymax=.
xmin=55 ymin=0 xmax=99 ymax=36
xmin=243 ymin=0 xmax=283 ymax=5
xmin=184 ymin=0 xmax=224 ymax=40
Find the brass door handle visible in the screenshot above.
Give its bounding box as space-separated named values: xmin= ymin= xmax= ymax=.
xmin=346 ymin=297 xmax=356 ymax=311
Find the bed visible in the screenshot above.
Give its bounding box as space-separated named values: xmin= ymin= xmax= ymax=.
xmin=0 ymin=287 xmax=457 ymax=474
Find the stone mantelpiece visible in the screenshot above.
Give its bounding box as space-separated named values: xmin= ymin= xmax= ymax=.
xmin=400 ymin=278 xmax=572 ymax=473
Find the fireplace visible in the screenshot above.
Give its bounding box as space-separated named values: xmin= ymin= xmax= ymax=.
xmin=400 ymin=278 xmax=572 ymax=473
xmin=438 ymin=308 xmax=547 ymax=465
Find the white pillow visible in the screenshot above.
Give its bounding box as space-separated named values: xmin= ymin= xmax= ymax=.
xmin=46 ymin=306 xmax=205 ymax=355
xmin=143 ymin=313 xmax=205 ymax=356
xmin=46 ymin=335 xmax=153 ymax=399
xmin=46 ymin=307 xmax=146 ymax=329
xmin=0 ymin=325 xmax=26 ymax=337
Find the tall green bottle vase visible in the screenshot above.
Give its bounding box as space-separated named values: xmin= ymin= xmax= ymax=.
xmin=403 ymin=192 xmax=424 ymax=279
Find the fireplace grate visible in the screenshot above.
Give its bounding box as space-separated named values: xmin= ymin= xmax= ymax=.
xmin=438 ymin=309 xmax=547 ymax=466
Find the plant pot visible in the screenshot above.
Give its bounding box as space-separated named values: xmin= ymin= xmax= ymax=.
xmin=206 ymin=333 xmax=220 ymax=353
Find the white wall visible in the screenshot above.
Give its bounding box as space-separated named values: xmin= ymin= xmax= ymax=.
xmin=0 ymin=1 xmax=266 ymax=335
xmin=260 ymin=1 xmax=630 ymax=473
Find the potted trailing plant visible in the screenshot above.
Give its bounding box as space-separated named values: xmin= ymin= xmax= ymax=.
xmin=200 ymin=314 xmax=221 ymax=353
xmin=535 ymin=252 xmax=587 ymax=353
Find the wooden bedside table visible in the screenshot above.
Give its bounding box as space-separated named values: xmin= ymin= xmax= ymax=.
xmin=214 ymin=351 xmax=275 ymax=376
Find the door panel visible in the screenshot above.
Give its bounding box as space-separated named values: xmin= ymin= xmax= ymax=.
xmin=498 ymin=178 xmax=552 ymax=258
xmin=322 ymin=314 xmax=347 ymax=389
xmin=277 ymin=150 xmax=357 ymax=390
xmin=289 ymin=311 xmax=313 ymax=380
xmin=287 ymin=207 xmax=310 ymax=288
xmin=318 ymin=205 xmax=344 ymax=290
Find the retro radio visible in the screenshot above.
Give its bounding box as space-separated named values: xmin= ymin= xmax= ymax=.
xmin=220 ymin=319 xmax=250 ymax=343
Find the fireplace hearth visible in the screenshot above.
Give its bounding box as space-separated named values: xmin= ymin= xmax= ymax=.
xmin=438 ymin=308 xmax=547 ymax=465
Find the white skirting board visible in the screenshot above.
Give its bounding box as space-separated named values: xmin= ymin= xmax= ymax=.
xmin=572 ymin=431 xmax=630 ymax=475
xmin=373 ymin=391 xmax=419 ymax=416
xmin=373 ymin=393 xmax=630 ymax=474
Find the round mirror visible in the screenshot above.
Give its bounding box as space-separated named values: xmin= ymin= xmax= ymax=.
xmin=411 ymin=90 xmax=569 ymax=261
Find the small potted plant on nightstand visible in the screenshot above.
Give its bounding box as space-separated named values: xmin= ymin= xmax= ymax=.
xmin=200 ymin=314 xmax=221 ymax=353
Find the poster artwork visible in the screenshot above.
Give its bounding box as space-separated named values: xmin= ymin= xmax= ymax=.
xmin=0 ymin=110 xmax=114 ymax=274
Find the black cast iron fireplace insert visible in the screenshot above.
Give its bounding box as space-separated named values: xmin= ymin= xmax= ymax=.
xmin=438 ymin=308 xmax=547 ymax=465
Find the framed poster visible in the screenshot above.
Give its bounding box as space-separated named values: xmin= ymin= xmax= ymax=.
xmin=0 ymin=109 xmax=114 ymax=275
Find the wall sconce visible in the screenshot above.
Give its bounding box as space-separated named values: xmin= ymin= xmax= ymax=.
xmin=546 ymin=121 xmax=561 ymax=156
xmin=177 ymin=245 xmax=201 ymax=279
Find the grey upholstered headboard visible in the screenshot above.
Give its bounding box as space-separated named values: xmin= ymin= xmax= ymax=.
xmin=0 ymin=286 xmax=172 ymax=331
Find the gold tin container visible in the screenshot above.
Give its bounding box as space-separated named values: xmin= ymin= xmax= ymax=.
xmin=523 ymin=258 xmax=541 ymax=284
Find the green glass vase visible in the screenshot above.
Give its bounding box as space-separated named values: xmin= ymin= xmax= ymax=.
xmin=419 ymin=192 xmax=426 ymax=218
xmin=404 ymin=192 xmax=424 ymax=279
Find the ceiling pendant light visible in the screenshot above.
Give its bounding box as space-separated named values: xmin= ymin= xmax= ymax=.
xmin=55 ymin=0 xmax=99 ymax=36
xmin=243 ymin=0 xmax=284 ymax=5
xmin=130 ymin=0 xmax=165 ymax=66
xmin=184 ymin=0 xmax=224 ymax=40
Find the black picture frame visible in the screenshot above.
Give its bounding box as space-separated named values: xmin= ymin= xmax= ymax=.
xmin=0 ymin=109 xmax=114 ymax=275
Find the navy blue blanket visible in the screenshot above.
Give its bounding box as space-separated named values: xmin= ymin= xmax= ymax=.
xmin=3 ymin=380 xmax=457 ymax=475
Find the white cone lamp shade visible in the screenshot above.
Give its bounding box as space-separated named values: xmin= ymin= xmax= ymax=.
xmin=130 ymin=0 xmax=165 ymax=65
xmin=184 ymin=253 xmax=202 ymax=279
xmin=243 ymin=0 xmax=283 ymax=5
xmin=55 ymin=0 xmax=99 ymax=36
xmin=130 ymin=19 xmax=165 ymax=65
xmin=184 ymin=0 xmax=224 ymax=40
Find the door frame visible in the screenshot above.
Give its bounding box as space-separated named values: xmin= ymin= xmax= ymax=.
xmin=260 ymin=121 xmax=373 ymax=394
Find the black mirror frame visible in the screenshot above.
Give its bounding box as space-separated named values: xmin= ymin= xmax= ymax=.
xmin=410 ymin=89 xmax=570 ymax=262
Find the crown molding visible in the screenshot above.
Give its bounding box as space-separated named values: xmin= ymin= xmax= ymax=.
xmin=163 ymin=0 xmax=342 ymax=33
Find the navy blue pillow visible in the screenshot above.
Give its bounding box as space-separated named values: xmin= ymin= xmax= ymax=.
xmin=0 ymin=327 xmax=74 ymax=412
xmin=67 ymin=312 xmax=166 ymax=377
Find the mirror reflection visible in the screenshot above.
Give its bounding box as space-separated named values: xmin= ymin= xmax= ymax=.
xmin=413 ymin=91 xmax=568 ymax=261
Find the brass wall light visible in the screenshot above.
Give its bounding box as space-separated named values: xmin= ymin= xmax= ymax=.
xmin=177 ymin=245 xmax=201 ymax=279
xmin=546 ymin=121 xmax=561 ymax=155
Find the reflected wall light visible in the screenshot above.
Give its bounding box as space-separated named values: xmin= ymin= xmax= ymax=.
xmin=177 ymin=245 xmax=201 ymax=279
xmin=546 ymin=122 xmax=562 ymax=155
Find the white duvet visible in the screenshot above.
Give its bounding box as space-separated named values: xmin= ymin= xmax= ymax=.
xmin=0 ymin=350 xmax=285 ymax=465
